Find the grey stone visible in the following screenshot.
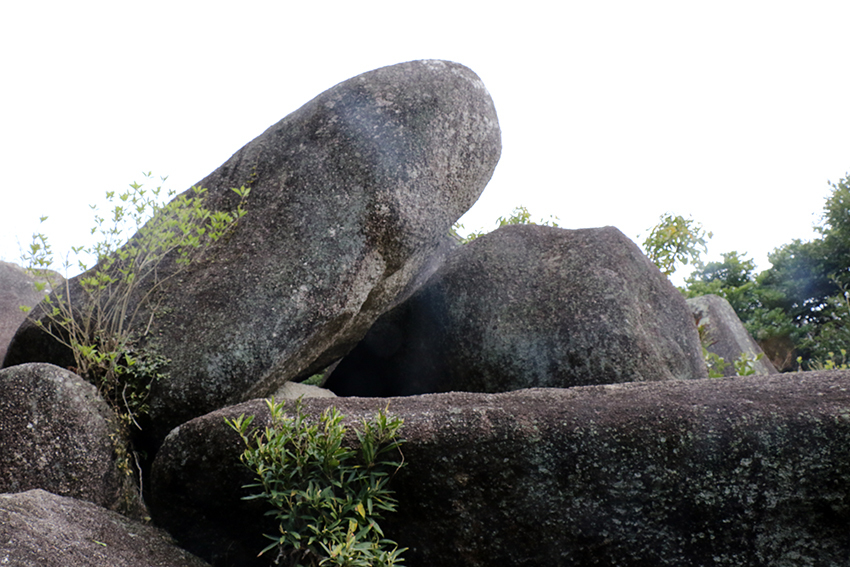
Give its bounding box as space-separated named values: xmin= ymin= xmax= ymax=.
xmin=272 ymin=380 xmax=337 ymax=400
xmin=325 ymin=224 xmax=707 ymax=396
xmin=0 ymin=489 xmax=210 ymax=567
xmin=688 ymin=294 xmax=777 ymax=376
xmin=0 ymin=261 xmax=58 ymax=365
xmin=0 ymin=363 xmax=139 ymax=515
xmin=4 ymin=60 xmax=501 ymax=446
xmin=149 ymin=371 xmax=850 ymax=566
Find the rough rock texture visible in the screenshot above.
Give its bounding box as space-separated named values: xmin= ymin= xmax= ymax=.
xmin=150 ymin=372 xmax=850 ymax=566
xmin=0 ymin=261 xmax=56 ymax=365
xmin=0 ymin=363 xmax=138 ymax=514
xmin=688 ymin=294 xmax=777 ymax=376
xmin=0 ymin=489 xmax=210 ymax=567
xmin=325 ymin=224 xmax=706 ymax=396
xmin=4 ymin=60 xmax=501 ymax=446
xmin=272 ymin=380 xmax=337 ymax=399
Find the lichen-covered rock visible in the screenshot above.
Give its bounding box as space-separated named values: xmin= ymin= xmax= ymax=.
xmin=4 ymin=60 xmax=501 ymax=446
xmin=0 ymin=363 xmax=139 ymax=515
xmin=325 ymin=224 xmax=706 ymax=396
xmin=0 ymin=489 xmax=210 ymax=567
xmin=149 ymin=371 xmax=850 ymax=566
xmin=688 ymin=294 xmax=777 ymax=376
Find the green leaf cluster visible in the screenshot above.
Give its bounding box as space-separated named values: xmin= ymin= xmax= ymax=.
xmin=20 ymin=172 xmax=251 ymax=429
xmin=805 ymin=348 xmax=849 ymax=370
xmin=452 ymin=205 xmax=560 ymax=244
xmin=227 ymin=398 xmax=406 ymax=567
xmin=697 ymin=322 xmax=764 ymax=378
xmin=682 ymin=172 xmax=850 ymax=371
xmin=641 ymin=213 xmax=712 ymax=277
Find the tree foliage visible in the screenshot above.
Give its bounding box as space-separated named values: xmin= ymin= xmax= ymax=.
xmin=683 ymin=173 xmax=850 ymax=371
xmin=641 ymin=213 xmax=712 ymax=277
xmin=452 ymin=205 xmax=560 ymax=244
xmin=21 ymin=173 xmax=250 ymax=428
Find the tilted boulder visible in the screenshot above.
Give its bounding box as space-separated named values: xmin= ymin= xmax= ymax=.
xmin=325 ymin=224 xmax=706 ymax=396
xmin=0 ymin=363 xmax=139 ymax=515
xmin=4 ymin=60 xmax=501 ymax=445
xmin=0 ymin=489 xmax=210 ymax=567
xmin=150 ymin=372 xmax=850 ymax=566
xmin=688 ymin=294 xmax=777 ymax=376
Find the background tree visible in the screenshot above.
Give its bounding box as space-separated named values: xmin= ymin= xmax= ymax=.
xmin=684 ymin=251 xmax=804 ymax=371
xmin=453 ymin=205 xmax=560 ymax=244
xmin=683 ymin=173 xmax=850 ymax=371
xmin=641 ymin=213 xmax=712 ymax=277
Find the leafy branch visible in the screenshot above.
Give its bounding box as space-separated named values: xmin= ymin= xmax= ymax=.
xmin=227 ymin=398 xmax=407 ymax=567
xmin=20 ymin=172 xmax=250 ymax=429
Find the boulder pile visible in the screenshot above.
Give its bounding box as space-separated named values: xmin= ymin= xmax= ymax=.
xmin=4 ymin=59 xmax=501 ymax=447
xmin=2 ymin=60 xmax=848 ymax=566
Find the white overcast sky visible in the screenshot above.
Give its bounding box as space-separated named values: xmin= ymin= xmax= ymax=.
xmin=2 ymin=1 xmax=849 ymax=285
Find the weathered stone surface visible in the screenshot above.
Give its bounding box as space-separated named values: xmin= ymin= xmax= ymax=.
xmin=272 ymin=380 xmax=337 ymax=399
xmin=0 ymin=261 xmax=57 ymax=365
xmin=4 ymin=60 xmax=501 ymax=446
xmin=688 ymin=294 xmax=777 ymax=376
xmin=325 ymin=224 xmax=707 ymax=396
xmin=150 ymin=371 xmax=850 ymax=566
xmin=0 ymin=363 xmax=138 ymax=515
xmin=0 ymin=489 xmax=210 ymax=567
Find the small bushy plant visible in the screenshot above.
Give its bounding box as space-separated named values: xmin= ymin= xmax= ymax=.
xmin=732 ymin=352 xmax=764 ymax=376
xmin=641 ymin=213 xmax=712 ymax=277
xmin=704 ymin=349 xmax=728 ymax=378
xmin=21 ymin=172 xmax=250 ymax=428
xmin=803 ymin=348 xmax=849 ymax=370
xmin=227 ymin=398 xmax=406 ymax=567
xmin=698 ymin=321 xmax=764 ymax=377
xmin=453 ymin=205 xmax=560 ymax=244
xmin=703 ymin=350 xmax=764 ymax=378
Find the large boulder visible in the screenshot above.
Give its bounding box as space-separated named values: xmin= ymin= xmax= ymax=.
xmin=0 ymin=261 xmax=57 ymax=365
xmin=149 ymin=371 xmax=850 ymax=566
xmin=688 ymin=294 xmax=777 ymax=376
xmin=4 ymin=60 xmax=501 ymax=445
xmin=0 ymin=489 xmax=210 ymax=566
xmin=0 ymin=363 xmax=139 ymax=515
xmin=325 ymin=224 xmax=706 ymax=396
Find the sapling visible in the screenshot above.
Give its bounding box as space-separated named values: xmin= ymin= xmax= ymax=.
xmin=227 ymin=398 xmax=407 ymax=567
xmin=21 ymin=172 xmax=250 ymax=429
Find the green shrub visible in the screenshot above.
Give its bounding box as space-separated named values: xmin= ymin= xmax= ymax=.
xmin=698 ymin=321 xmax=764 ymax=377
xmin=641 ymin=213 xmax=712 ymax=277
xmin=227 ymin=398 xmax=406 ymax=567
xmin=804 ymin=348 xmax=849 ymax=370
xmin=703 ymin=349 xmax=728 ymax=378
xmin=21 ymin=172 xmax=250 ymax=429
xmin=452 ymin=205 xmax=560 ymax=244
